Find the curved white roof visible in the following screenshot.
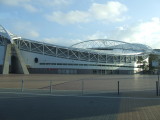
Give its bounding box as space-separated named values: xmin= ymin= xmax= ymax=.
xmin=71 ymin=39 xmax=153 ymax=55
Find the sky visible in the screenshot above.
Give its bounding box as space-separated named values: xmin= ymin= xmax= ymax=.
xmin=0 ymin=0 xmax=160 ymax=49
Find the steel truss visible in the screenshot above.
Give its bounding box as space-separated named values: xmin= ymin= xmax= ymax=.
xmin=0 ymin=25 xmax=11 ymax=46
xmin=0 ymin=35 xmax=10 ymax=46
xmin=13 ymin=38 xmax=137 ymax=64
xmin=71 ymin=39 xmax=153 ymax=55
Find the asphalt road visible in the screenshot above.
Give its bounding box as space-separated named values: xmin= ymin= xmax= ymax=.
xmin=0 ymin=93 xmax=119 ymax=120
xmin=1 ymin=93 xmax=160 ymax=120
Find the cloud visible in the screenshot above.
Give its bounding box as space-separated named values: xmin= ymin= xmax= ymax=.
xmin=46 ymin=1 xmax=128 ymax=24
xmin=43 ymin=37 xmax=82 ymax=46
xmin=28 ymin=30 xmax=39 ymax=38
xmin=23 ymin=4 xmax=38 ymax=12
xmin=43 ymin=32 xmax=108 ymax=46
xmin=0 ymin=0 xmax=31 ymax=6
xmin=41 ymin=0 xmax=72 ymax=7
xmin=108 ymin=17 xmax=160 ymax=49
xmin=46 ymin=11 xmax=90 ymax=24
xmin=11 ymin=22 xmax=39 ymax=38
xmin=86 ymin=31 xmax=108 ymax=40
xmin=89 ymin=1 xmax=128 ymax=22
xmin=0 ymin=0 xmax=38 ymax=13
xmin=0 ymin=0 xmax=71 ymax=13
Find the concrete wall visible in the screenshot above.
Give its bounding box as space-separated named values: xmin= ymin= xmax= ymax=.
xmin=10 ymin=55 xmax=24 ymax=74
xmin=0 ymin=46 xmax=5 ymax=64
xmin=0 ymin=46 xmax=6 ymax=73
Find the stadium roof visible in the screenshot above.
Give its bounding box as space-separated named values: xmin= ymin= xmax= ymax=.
xmin=0 ymin=25 xmax=10 ymax=39
xmin=71 ymin=39 xmax=153 ymax=55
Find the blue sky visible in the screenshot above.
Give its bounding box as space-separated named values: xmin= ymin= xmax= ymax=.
xmin=0 ymin=0 xmax=160 ymax=49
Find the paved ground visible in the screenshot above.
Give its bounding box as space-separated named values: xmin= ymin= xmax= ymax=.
xmin=0 ymin=74 xmax=158 ymax=92
xmin=0 ymin=74 xmax=160 ymax=120
xmin=0 ymin=92 xmax=160 ymax=120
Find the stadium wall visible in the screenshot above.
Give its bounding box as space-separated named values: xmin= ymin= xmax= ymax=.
xmin=19 ymin=50 xmax=139 ymax=74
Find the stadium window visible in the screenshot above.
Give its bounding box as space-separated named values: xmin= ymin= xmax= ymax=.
xmin=40 ymin=63 xmax=45 ymax=65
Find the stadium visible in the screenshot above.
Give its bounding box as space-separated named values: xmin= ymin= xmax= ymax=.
xmin=0 ymin=25 xmax=154 ymax=74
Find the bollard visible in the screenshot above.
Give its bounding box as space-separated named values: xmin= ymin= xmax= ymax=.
xmin=50 ymin=80 xmax=52 ymax=94
xmin=21 ymin=80 xmax=24 ymax=92
xmin=156 ymin=81 xmax=158 ymax=96
xmin=82 ymin=79 xmax=84 ymax=95
xmin=158 ymin=73 xmax=160 ymax=96
xmin=118 ymin=81 xmax=119 ymax=95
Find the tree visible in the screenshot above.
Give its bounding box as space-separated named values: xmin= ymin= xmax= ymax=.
xmin=149 ymin=54 xmax=159 ymax=70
